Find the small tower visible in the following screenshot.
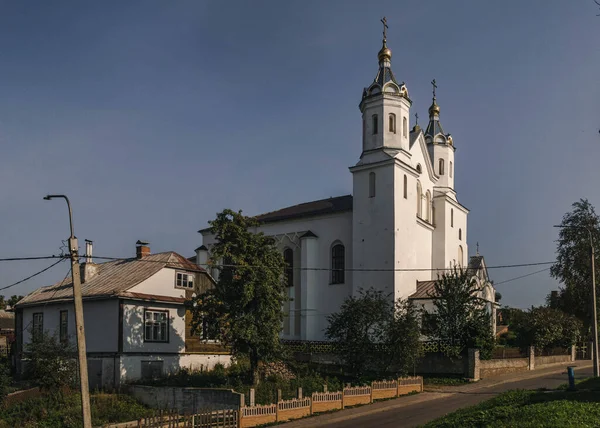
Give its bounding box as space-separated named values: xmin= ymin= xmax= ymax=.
xmin=358 ymin=17 xmax=411 ymax=162
xmin=424 ymin=80 xmax=455 ymax=190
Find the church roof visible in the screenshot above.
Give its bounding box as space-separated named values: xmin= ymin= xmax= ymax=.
xmin=374 ymin=64 xmax=399 ymax=87
xmin=255 ymin=195 xmax=353 ymax=224
xmin=424 ymin=117 xmax=445 ymax=138
xmin=409 ymin=280 xmax=437 ymax=299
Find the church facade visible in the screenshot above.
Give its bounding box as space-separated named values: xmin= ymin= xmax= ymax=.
xmin=196 ymin=27 xmax=496 ymax=342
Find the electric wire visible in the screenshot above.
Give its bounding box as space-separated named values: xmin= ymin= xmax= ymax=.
xmin=0 ymin=258 xmax=66 ymax=292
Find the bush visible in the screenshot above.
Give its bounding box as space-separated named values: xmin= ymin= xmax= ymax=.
xmin=24 ymin=331 xmax=77 ymax=392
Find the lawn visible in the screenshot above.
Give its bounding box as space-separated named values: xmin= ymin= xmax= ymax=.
xmin=423 ymin=378 xmax=600 ymax=427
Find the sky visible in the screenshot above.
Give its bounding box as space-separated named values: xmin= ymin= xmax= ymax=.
xmin=0 ymin=1 xmax=598 ymax=308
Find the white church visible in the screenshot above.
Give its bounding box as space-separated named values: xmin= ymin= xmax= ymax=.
xmin=195 ymin=24 xmax=496 ymax=342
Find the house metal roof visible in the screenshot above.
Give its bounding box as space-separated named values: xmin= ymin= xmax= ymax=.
xmin=16 ymin=252 xmax=205 ymax=307
xmin=409 ymin=281 xmax=437 ymax=299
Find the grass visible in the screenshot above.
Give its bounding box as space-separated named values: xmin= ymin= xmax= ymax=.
xmin=0 ymin=391 xmax=154 ymax=428
xmin=423 ymin=379 xmax=600 ymax=427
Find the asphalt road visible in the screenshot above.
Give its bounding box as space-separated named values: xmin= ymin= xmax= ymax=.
xmin=325 ymin=366 xmax=593 ymax=428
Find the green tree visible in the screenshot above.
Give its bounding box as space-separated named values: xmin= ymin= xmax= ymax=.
xmin=325 ymin=288 xmax=422 ymax=379
xmin=187 ymin=209 xmax=287 ymax=385
xmin=6 ymin=295 xmax=23 ymax=308
xmin=429 ymin=268 xmax=495 ymax=358
xmin=550 ymin=198 xmax=600 ymax=335
xmin=510 ymin=306 xmax=582 ymax=351
xmin=24 ymin=331 xmax=77 ymax=392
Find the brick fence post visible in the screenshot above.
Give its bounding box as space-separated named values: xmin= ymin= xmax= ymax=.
xmin=528 ymin=346 xmax=535 ymax=370
xmin=467 ymin=349 xmax=480 ymax=381
xmin=249 ymin=388 xmax=255 ymax=407
xmin=571 ymin=344 xmax=576 ymax=362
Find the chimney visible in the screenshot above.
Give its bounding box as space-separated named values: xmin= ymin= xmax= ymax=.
xmin=136 ymin=240 xmax=151 ymax=259
xmin=80 ymin=239 xmax=99 ymax=284
xmin=85 ymin=239 xmax=93 ymax=264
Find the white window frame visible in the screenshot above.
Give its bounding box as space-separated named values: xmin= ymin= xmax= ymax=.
xmin=144 ymin=309 xmax=169 ymax=343
xmin=32 ymin=312 xmax=43 ymax=338
xmin=175 ymin=272 xmax=194 ymax=289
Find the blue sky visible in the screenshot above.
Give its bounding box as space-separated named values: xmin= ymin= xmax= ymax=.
xmin=0 ymin=1 xmax=598 ymax=308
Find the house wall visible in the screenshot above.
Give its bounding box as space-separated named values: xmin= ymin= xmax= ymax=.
xmin=20 ymin=300 xmax=118 ymax=352
xmin=119 ymin=354 xmax=231 ymax=382
xmin=121 ymin=301 xmax=186 ymax=353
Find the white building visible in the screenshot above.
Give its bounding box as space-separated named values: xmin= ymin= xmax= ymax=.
xmin=196 ymin=27 xmax=496 ymax=342
xmin=15 ymin=241 xmax=230 ymax=388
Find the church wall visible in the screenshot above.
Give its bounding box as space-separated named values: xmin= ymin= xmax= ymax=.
xmin=393 ymin=165 xmax=434 ymax=301
xmin=352 ymin=163 xmax=396 ymax=300
xmin=443 ymin=201 xmax=468 ymax=268
xmin=201 ymin=211 xmax=353 ymax=342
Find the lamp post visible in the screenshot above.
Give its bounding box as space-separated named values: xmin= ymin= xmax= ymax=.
xmin=554 ymin=224 xmax=599 ymax=377
xmin=44 ymin=195 xmax=92 ymax=428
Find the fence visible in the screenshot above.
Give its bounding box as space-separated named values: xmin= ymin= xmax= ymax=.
xmin=104 ymin=376 xmax=424 ymax=428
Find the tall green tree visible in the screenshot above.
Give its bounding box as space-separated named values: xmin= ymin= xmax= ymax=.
xmin=550 ymin=198 xmax=600 ymax=334
xmin=6 ymin=295 xmax=23 ymax=308
xmin=187 ymin=209 xmax=287 ymax=384
xmin=509 ymin=306 xmax=582 ymax=351
xmin=429 ymin=268 xmax=495 ymax=358
xmin=325 ymin=288 xmax=422 ymax=379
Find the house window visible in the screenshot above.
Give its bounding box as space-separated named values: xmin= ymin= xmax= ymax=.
xmin=449 ymin=161 xmax=453 ymax=178
xmin=416 ymin=181 xmax=422 ymax=218
xmin=141 ymin=361 xmax=164 ymax=380
xmin=372 ymin=114 xmax=378 ymax=135
xmin=403 ymin=175 xmax=407 ymax=199
xmin=32 ymin=313 xmax=43 ymax=339
xmin=176 ymin=272 xmax=194 ymax=289
xmin=439 ymin=159 xmax=444 ymax=175
xmin=144 ymin=310 xmax=169 ymax=342
xmin=200 ymin=317 xmax=218 ymax=341
xmin=403 ymin=116 xmax=407 ymax=137
xmin=389 ymin=114 xmax=396 ymax=133
xmin=283 ymin=248 xmax=294 ymax=287
xmin=331 ymin=244 xmax=345 ymax=284
xmin=59 ymin=310 xmax=68 ymax=343
xmin=369 ymin=172 xmax=376 ymax=198
xmin=459 ymin=228 xmax=462 ymax=240
xmin=451 ymin=209 xmax=454 ymax=227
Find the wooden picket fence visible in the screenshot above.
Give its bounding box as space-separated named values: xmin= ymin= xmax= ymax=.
xmin=101 ymin=409 xmax=238 ymax=428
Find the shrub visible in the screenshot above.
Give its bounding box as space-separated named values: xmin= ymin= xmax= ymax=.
xmin=23 ymin=331 xmax=77 ymax=392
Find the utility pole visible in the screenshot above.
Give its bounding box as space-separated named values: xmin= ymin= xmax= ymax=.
xmin=554 ymin=224 xmax=600 ymax=377
xmin=44 ymin=195 xmax=92 ymax=428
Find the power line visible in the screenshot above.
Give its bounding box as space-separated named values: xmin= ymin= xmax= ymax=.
xmin=87 ymin=254 xmax=556 ymax=272
xmin=0 ymin=255 xmax=66 ymax=262
xmin=0 ymin=258 xmax=66 ymax=292
xmin=494 ymin=267 xmax=552 ymax=286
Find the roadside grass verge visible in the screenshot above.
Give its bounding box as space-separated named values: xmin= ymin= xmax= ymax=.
xmin=423 ymin=380 xmax=600 ymax=427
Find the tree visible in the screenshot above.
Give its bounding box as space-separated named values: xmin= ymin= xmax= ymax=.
xmin=428 ymin=268 xmax=495 ymax=358
xmin=325 ymin=288 xmax=422 ymax=379
xmin=550 ymin=198 xmax=600 ymax=335
xmin=510 ymin=306 xmax=582 ymax=351
xmin=187 ymin=209 xmax=287 ymax=384
xmin=6 ymin=295 xmax=23 ymax=308
xmin=24 ymin=331 xmax=78 ymax=392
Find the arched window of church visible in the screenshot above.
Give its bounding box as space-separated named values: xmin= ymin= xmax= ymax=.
xmin=425 ymin=191 xmax=431 ymax=222
xmin=439 ymin=159 xmax=445 ymax=175
xmin=458 ymin=245 xmax=464 ymax=268
xmin=331 ymin=243 xmax=345 ymax=284
xmin=283 ymin=248 xmax=294 ymax=287
xmin=449 ymin=161 xmax=453 ymax=178
xmin=389 ymin=114 xmax=396 ymax=133
xmin=372 ymin=114 xmax=378 ymax=135
xmin=369 ymin=172 xmax=376 ymax=198
xmin=403 ymin=116 xmax=407 ymax=137
xmin=459 ymin=228 xmax=462 ymax=240
xmin=416 ymin=181 xmax=422 ymax=218
xmin=403 ymin=175 xmax=407 ymax=199
xmin=451 ymin=208 xmax=454 ymax=227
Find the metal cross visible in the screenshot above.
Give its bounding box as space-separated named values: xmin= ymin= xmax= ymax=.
xmin=381 ymin=17 xmax=388 ymax=40
xmin=476 ymin=242 xmax=480 ymax=255
xmin=415 ymin=112 xmax=419 ymax=125
xmin=431 ymin=79 xmax=437 ymax=99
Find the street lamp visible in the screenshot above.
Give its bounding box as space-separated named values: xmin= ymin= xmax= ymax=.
xmin=44 ymin=195 xmax=92 ymax=428
xmin=554 ymin=224 xmax=599 ymax=377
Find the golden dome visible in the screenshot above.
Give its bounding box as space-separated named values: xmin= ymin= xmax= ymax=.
xmin=378 ymin=42 xmax=392 ymax=62
xmin=429 ymin=100 xmax=440 ymax=116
